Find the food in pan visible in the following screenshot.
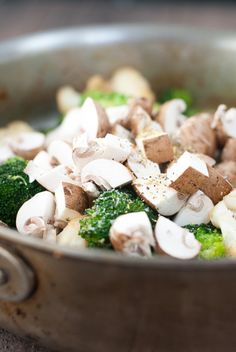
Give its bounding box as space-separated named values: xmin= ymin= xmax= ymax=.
xmin=1 ymin=66 xmax=236 ymax=260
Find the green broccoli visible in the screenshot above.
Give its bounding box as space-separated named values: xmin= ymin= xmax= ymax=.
xmin=185 ymin=224 xmax=226 ymax=260
xmin=79 ymin=188 xmax=157 ymax=248
xmin=158 ymin=88 xmax=197 ymax=116
xmin=80 ymin=90 xmax=129 ymax=108
xmin=0 ymin=157 xmax=44 ymax=227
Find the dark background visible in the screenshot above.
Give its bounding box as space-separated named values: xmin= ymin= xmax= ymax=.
xmin=0 ymin=0 xmax=235 ymax=351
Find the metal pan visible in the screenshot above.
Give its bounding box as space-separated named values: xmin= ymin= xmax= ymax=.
xmin=0 ymin=24 xmax=236 ymax=352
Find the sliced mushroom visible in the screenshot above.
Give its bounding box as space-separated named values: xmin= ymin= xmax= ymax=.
xmin=200 ymin=164 xmax=233 ymax=204
xmin=111 ymin=124 xmax=134 ymax=142
xmin=173 ymin=113 xmax=217 ymax=157
xmin=57 ymin=218 xmax=87 ymax=248
xmin=24 ymin=151 xmax=54 ymax=183
xmin=16 ymin=191 xmax=56 ymax=238
xmin=109 ymin=212 xmax=154 ymax=257
xmin=173 ymin=190 xmax=214 ymax=226
xmin=128 ymin=97 xmax=153 ymax=116
xmin=56 ymin=86 xmax=81 ymax=114
xmin=73 ymin=133 xmax=132 ymax=169
xmin=195 ymin=153 xmax=216 ymax=167
xmin=110 ymin=67 xmax=155 ymax=101
xmin=133 ymin=174 xmax=188 ymax=216
xmin=9 ymin=131 xmax=45 ymax=160
xmin=126 ymin=149 xmax=160 ymax=178
xmin=46 ymin=98 xmax=110 ymax=145
xmin=81 ymin=159 xmax=133 ymax=190
xmin=221 ymin=138 xmax=236 ymax=162
xmin=36 ymin=165 xmax=80 ymax=193
xmin=105 ymin=105 xmax=129 ymax=126
xmin=55 ymin=182 xmax=89 ymax=223
xmin=156 ymin=99 xmax=187 ymax=136
xmin=48 ymin=140 xmax=74 ymax=168
xmin=154 ymin=216 xmax=201 ymax=259
xmin=82 ymin=181 xmax=100 ymax=200
xmin=0 ymin=145 xmax=15 ymax=164
xmin=127 ymin=106 xmax=152 ymax=136
xmin=215 ymin=161 xmax=236 ymax=188
xmin=137 ymin=132 xmax=174 ymax=164
xmin=167 ymin=151 xmax=209 ymax=195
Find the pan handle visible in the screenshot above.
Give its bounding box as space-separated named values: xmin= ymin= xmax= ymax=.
xmin=0 ymin=246 xmax=35 ymax=302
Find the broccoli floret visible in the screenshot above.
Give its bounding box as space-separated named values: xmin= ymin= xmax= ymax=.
xmin=80 ymin=90 xmax=129 ymax=108
xmin=79 ymin=189 xmax=157 ymax=248
xmin=158 ymin=88 xmax=197 ymax=116
xmin=185 ymin=224 xmax=226 ymax=260
xmin=0 ymin=157 xmax=44 ymax=227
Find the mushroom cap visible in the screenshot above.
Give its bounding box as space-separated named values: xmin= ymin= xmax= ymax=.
xmin=56 ymin=86 xmax=81 ymax=114
xmin=9 ymin=131 xmax=45 ymax=160
xmin=173 ymin=190 xmax=214 ymax=226
xmin=127 ymin=149 xmax=160 ymax=178
xmin=110 ymin=67 xmax=155 ymax=101
xmin=48 ymin=140 xmax=74 ymax=168
xmin=73 ymin=133 xmax=132 ymax=170
xmin=55 ymin=182 xmax=89 ymax=222
xmin=109 ymin=211 xmax=154 ymax=257
xmin=57 ymin=218 xmax=87 ymax=248
xmin=133 ymin=174 xmax=187 ymax=216
xmin=173 ymin=113 xmax=217 ymax=157
xmin=154 ymin=216 xmax=201 ymax=260
xmin=81 ymin=158 xmax=133 ymax=190
xmin=215 ymin=161 xmax=236 ymax=188
xmin=16 ymin=191 xmax=56 ymax=235
xmin=156 ymin=99 xmax=187 ymax=136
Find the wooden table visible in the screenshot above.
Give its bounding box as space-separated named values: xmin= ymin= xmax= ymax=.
xmin=0 ymin=1 xmax=236 ymax=351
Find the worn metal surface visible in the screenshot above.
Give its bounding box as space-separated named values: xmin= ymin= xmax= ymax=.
xmin=0 ymin=24 xmax=236 ymax=351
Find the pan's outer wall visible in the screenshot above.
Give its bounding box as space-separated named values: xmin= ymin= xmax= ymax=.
xmin=0 ymin=25 xmax=236 ymax=351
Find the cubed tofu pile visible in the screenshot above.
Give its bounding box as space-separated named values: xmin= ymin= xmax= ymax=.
xmin=1 ymin=67 xmax=236 ymax=260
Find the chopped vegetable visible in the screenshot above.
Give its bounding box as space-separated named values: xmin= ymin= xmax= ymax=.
xmin=79 ymin=188 xmax=157 ymax=248
xmin=0 ymin=157 xmax=44 ymax=227
xmin=158 ymin=88 xmax=197 ymax=116
xmin=185 ymin=224 xmax=226 ymax=260
xmin=80 ymin=90 xmax=129 ymax=108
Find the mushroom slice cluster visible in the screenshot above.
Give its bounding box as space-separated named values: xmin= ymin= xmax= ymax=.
xmin=127 ymin=149 xmax=160 ymax=178
xmin=73 ymin=133 xmax=132 ymax=169
xmin=9 ymin=131 xmax=45 ymax=160
xmin=109 ymin=212 xmax=154 ymax=257
xmin=167 ymin=151 xmax=209 ymax=195
xmin=155 ymin=216 xmax=201 ymax=259
xmin=133 ymin=174 xmax=188 ymax=216
xmin=55 ymin=182 xmax=89 ymax=223
xmin=174 ymin=190 xmax=214 ymax=226
xmin=156 ymin=99 xmax=187 ymax=136
xmin=81 ymin=159 xmax=133 ymax=190
xmin=16 ymin=191 xmax=56 ymax=241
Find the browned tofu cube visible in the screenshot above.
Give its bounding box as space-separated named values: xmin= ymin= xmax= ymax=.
xmin=170 ymin=166 xmax=208 ymax=195
xmin=141 ymin=133 xmax=174 ymax=164
xmin=200 ymin=165 xmax=233 ymax=204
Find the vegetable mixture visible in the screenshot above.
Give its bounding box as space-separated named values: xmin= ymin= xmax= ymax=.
xmin=1 ymin=66 xmax=236 ymax=260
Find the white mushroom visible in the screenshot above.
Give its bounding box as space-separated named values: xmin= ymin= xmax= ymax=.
xmin=212 ymin=104 xmax=236 ymax=140
xmin=24 ymin=151 xmax=53 ymax=183
xmin=57 ymin=218 xmax=87 ymax=248
xmin=109 ymin=212 xmax=154 ymax=257
xmin=133 ymin=174 xmax=188 ymax=216
xmin=156 ymin=99 xmax=187 ymax=135
xmin=55 ymin=182 xmax=89 ymax=223
xmin=127 ymin=149 xmax=160 ymax=178
xmin=127 ymin=106 xmax=152 ymax=136
xmin=16 ymin=191 xmax=56 ymax=238
xmin=167 ymin=151 xmax=209 ymax=195
xmin=81 ymin=159 xmax=133 ymax=190
xmin=0 ymin=145 xmax=15 ymax=164
xmin=154 ymin=216 xmax=201 ymax=259
xmin=111 ymin=124 xmax=134 ymax=142
xmin=82 ymin=182 xmax=100 ymax=199
xmin=110 ymin=67 xmax=155 ymax=101
xmin=46 ymin=98 xmax=110 ymax=145
xmin=9 ymin=131 xmax=45 ymax=160
xmin=36 ymin=165 xmax=80 ymax=193
xmin=173 ymin=190 xmax=214 ymax=226
xmin=73 ymin=133 xmax=132 ymax=169
xmin=195 ymin=153 xmax=216 ymax=167
xmin=56 ymin=86 xmax=81 ymax=114
xmin=48 ymin=140 xmax=74 ymax=168
xmin=105 ymin=105 xmax=129 ymax=126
